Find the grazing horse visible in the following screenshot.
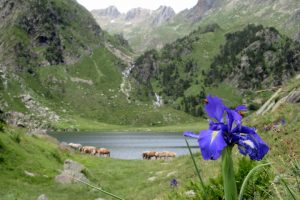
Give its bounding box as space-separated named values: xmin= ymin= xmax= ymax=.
xmin=155 ymin=151 xmax=176 ymax=160
xmin=68 ymin=143 xmax=82 ymax=150
xmin=143 ymin=151 xmax=157 ymax=160
xmin=142 ymin=151 xmax=150 ymax=160
xmin=80 ymin=146 xmax=96 ymax=155
xmin=155 ymin=151 xmax=167 ymax=160
xmin=95 ymin=148 xmax=110 ymax=157
xmin=166 ymin=151 xmax=176 ymax=159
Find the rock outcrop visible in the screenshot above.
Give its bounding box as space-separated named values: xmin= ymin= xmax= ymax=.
xmin=185 ymin=0 xmax=217 ymax=21
xmin=151 ymin=6 xmax=175 ymax=26
xmin=92 ymin=6 xmax=121 ymax=18
xmin=0 ymin=0 xmax=103 ymax=68
xmin=125 ymin=8 xmax=151 ymax=21
xmin=55 ymin=160 xmax=89 ymax=184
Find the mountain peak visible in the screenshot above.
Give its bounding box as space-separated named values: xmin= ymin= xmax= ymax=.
xmin=125 ymin=7 xmax=151 ymax=21
xmin=152 ymin=6 xmax=175 ymax=26
xmin=186 ymin=0 xmax=217 ymax=21
xmin=92 ymin=6 xmax=121 ymax=18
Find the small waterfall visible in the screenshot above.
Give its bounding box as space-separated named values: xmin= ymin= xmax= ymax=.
xmin=120 ymin=64 xmax=135 ymax=102
xmin=153 ymin=93 xmax=163 ymax=107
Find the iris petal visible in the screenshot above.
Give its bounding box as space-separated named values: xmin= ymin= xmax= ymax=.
xmin=183 ymin=131 xmax=199 ymax=139
xmin=235 ymin=126 xmax=269 ymax=160
xmin=226 ymin=108 xmax=242 ymax=132
xmin=198 ymin=129 xmax=227 ymax=160
xmin=205 ymin=95 xmax=225 ymax=122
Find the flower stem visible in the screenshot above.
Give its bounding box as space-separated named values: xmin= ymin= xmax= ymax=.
xmin=185 ymin=138 xmax=206 ymax=192
xmin=222 ymin=146 xmax=237 ymax=200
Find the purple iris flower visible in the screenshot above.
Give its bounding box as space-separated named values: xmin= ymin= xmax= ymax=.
xmin=184 ymin=95 xmax=269 ymax=161
xmin=170 ymin=178 xmax=178 ymax=187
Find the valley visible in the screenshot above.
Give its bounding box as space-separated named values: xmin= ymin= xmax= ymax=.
xmin=0 ymin=0 xmax=299 ymax=199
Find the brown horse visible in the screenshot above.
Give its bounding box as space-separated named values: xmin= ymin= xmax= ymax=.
xmin=155 ymin=151 xmax=167 ymax=160
xmin=143 ymin=151 xmax=157 ymax=160
xmin=142 ymin=151 xmax=150 ymax=160
xmin=155 ymin=151 xmax=176 ymax=160
xmin=95 ymin=148 xmax=110 ymax=157
xmin=166 ymin=151 xmax=176 ymax=159
xmin=80 ymin=146 xmax=96 ymax=155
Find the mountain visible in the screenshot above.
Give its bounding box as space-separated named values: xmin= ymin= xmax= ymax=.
xmin=205 ymin=25 xmax=300 ymax=90
xmin=0 ymin=0 xmax=195 ymax=131
xmin=92 ymin=0 xmax=300 ymax=53
xmin=92 ymin=5 xmax=121 ymax=18
xmin=0 ymin=0 xmax=103 ymax=69
xmin=92 ymin=5 xmax=176 ymax=53
xmin=183 ymin=0 xmax=218 ymax=22
xmin=131 ymin=24 xmax=300 ymax=117
xmin=124 ymin=7 xmax=151 ymax=21
xmin=151 ymin=6 xmax=175 ymax=26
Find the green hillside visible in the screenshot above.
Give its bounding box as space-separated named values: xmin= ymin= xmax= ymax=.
xmin=0 ymin=0 xmax=197 ymax=131
xmin=132 ymin=24 xmax=300 ymax=118
xmin=0 ymin=126 xmax=214 ymax=200
xmin=0 ymin=76 xmax=299 ymax=199
xmin=205 ymin=24 xmax=300 ymax=90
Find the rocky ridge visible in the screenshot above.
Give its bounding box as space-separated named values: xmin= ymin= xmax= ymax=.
xmin=92 ymin=0 xmax=300 ymax=53
xmin=92 ymin=5 xmax=175 ymax=26
xmin=183 ymin=0 xmax=217 ymax=22
xmin=92 ymin=5 xmax=121 ymax=18
xmin=151 ymin=6 xmax=175 ymax=26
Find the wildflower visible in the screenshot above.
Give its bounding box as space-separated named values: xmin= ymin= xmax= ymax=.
xmin=170 ymin=178 xmax=178 ymax=188
xmin=280 ymin=118 xmax=286 ymax=126
xmin=184 ymin=95 xmax=269 ymax=161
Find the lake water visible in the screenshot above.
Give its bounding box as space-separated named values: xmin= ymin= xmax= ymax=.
xmin=49 ymin=132 xmax=199 ymax=160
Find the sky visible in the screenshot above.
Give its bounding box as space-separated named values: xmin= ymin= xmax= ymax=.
xmin=76 ymin=0 xmax=198 ymax=13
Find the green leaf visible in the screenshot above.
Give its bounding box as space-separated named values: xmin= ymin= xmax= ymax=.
xmin=238 ymin=162 xmax=271 ymax=200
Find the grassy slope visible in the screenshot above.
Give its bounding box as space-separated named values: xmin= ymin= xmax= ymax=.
xmin=0 ymin=76 xmax=299 ymax=199
xmin=1 ymin=44 xmax=197 ymax=129
xmin=1 ymin=97 xmax=299 ymax=200
xmin=0 ymin=127 xmax=220 ymax=200
xmin=133 ymin=25 xmax=243 ymax=115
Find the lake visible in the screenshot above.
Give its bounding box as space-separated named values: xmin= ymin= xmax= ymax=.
xmin=49 ymin=132 xmax=199 ymax=160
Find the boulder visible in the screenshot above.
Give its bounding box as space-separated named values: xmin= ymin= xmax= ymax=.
xmin=59 ymin=142 xmax=72 ymax=151
xmin=55 ymin=160 xmax=89 ymax=184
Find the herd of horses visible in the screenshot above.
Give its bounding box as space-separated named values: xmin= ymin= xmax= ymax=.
xmin=68 ymin=143 xmax=111 ymax=157
xmin=142 ymin=151 xmax=176 ymax=160
xmin=68 ymin=143 xmax=176 ymax=160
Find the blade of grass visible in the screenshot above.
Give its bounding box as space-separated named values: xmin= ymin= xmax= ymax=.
xmin=238 ymin=162 xmax=271 ymax=200
xmin=58 ymin=170 xmax=125 ymax=200
xmin=292 ymin=160 xmax=300 ymax=192
xmin=281 ymin=177 xmax=297 ymax=200
xmin=185 ymin=138 xmax=206 ymax=198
